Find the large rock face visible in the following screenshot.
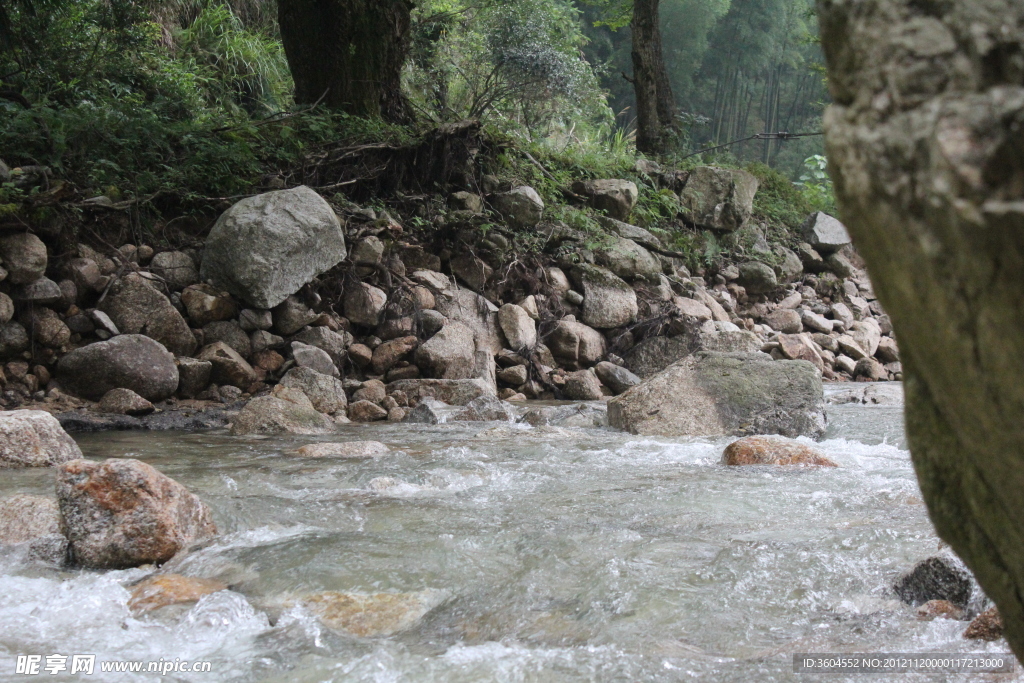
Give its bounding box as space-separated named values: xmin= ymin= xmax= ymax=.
xmin=818 ymin=0 xmax=1024 ymax=660
xmin=608 ymin=352 xmax=826 ymax=437
xmin=678 ymin=166 xmax=759 ymax=232
xmin=200 ymin=186 xmax=346 ymax=308
xmin=57 ymin=334 xmax=179 ymax=401
xmin=0 ymin=410 xmax=82 ymax=467
xmin=99 ymin=273 xmax=197 ymax=356
xmin=57 ymin=458 xmax=217 ymax=569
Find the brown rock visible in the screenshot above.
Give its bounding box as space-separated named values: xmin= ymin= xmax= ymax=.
xmin=253 ymin=350 xmax=284 ymax=372
xmin=181 ymin=284 xmax=238 ymax=328
xmin=96 ymin=388 xmax=154 ymax=416
xmin=777 ymin=333 xmax=825 ymax=372
xmin=348 ymin=400 xmax=388 ymax=422
xmin=371 ymin=336 xmax=418 ymax=375
xmin=298 ymin=590 xmax=445 ymax=637
xmin=198 ymin=342 xmax=256 ymax=389
xmin=128 ymin=574 xmax=227 ymax=614
xmin=229 ymin=387 xmax=337 ymax=436
xmin=56 ymin=458 xmax=217 ymax=569
xmin=0 ymin=494 xmax=67 ymax=563
xmin=353 ymin=379 xmax=386 ymax=404
xmin=100 ymin=274 xmax=197 ymax=356
xmin=722 ymin=435 xmax=838 ymax=467
xmin=348 ymin=343 xmax=373 ymax=367
xmin=563 ymin=369 xmax=603 ymax=400
xmin=916 ymin=599 xmax=965 ymax=621
xmin=964 ymin=607 xmax=1003 ymax=641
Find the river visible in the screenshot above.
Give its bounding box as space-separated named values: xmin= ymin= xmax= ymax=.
xmin=0 ymin=385 xmax=1016 ymax=682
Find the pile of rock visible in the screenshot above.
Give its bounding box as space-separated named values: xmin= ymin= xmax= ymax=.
xmin=0 ymin=168 xmax=896 ymax=429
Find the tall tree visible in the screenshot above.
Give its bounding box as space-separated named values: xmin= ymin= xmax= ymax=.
xmin=630 ymin=0 xmax=677 ymax=154
xmin=277 ymin=0 xmax=414 ymax=121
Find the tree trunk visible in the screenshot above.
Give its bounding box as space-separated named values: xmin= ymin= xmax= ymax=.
xmin=818 ymin=0 xmax=1024 ymax=661
xmin=631 ymin=0 xmax=676 ymax=155
xmin=277 ymin=0 xmax=413 ymax=122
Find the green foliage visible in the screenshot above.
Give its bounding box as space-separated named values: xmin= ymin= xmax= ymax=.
xmin=747 ymin=161 xmax=813 ymax=235
xmin=794 ymin=153 xmax=836 ymax=214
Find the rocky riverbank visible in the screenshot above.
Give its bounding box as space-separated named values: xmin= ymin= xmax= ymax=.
xmin=0 ymin=159 xmax=899 ymax=431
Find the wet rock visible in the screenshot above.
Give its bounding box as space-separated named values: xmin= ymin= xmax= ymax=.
xmin=176 ymin=358 xmax=212 ymax=399
xmin=181 ymin=284 xmax=238 ymax=328
xmin=571 ymin=265 xmax=637 ymax=329
xmin=678 ymin=166 xmax=758 ymax=232
xmin=403 ymin=397 xmax=449 ymax=424
xmin=722 ymin=435 xmax=837 ymax=466
xmin=57 ymin=458 xmax=218 ymax=569
xmin=371 ymin=336 xmax=418 ymax=375
xmin=801 ymin=212 xmax=851 ymax=254
xmin=57 ymin=406 xmax=234 ymax=433
xmin=297 ymin=590 xmax=445 ymax=637
xmin=0 ymin=494 xmax=67 ymax=564
xmin=14 ymin=277 xmax=62 ymax=306
xmin=563 ymin=369 xmax=603 ymax=400
xmin=0 ymin=232 xmax=47 ymax=284
xmin=916 ymin=600 xmax=965 ymax=621
xmin=344 ymin=283 xmax=387 ymax=328
xmin=388 ymin=378 xmax=493 ymax=406
xmin=737 ymin=261 xmax=778 ymax=294
xmin=230 ymin=387 xmax=337 ymax=436
xmin=348 ymin=400 xmax=388 ymax=422
xmin=96 ymin=388 xmax=154 ymax=416
xmin=149 ymin=251 xmax=199 ymax=291
xmin=594 ymin=361 xmax=640 ymax=395
xmin=854 ymin=357 xmax=887 ymax=381
xmin=492 ymin=186 xmax=544 ymax=228
xmin=609 ymin=352 xmax=826 ymax=438
xmin=200 ymin=186 xmax=347 ymax=308
xmin=58 ymin=335 xmax=179 ymax=401
xmin=198 ymin=342 xmax=256 ymax=390
xmin=291 ymin=341 xmax=338 ymax=378
xmin=498 ymin=303 xmax=536 ymax=352
xmin=100 ymin=274 xmax=196 ymax=356
xmin=548 ymin=320 xmax=607 ymax=367
xmin=296 ymin=441 xmax=389 ymax=458
xmin=571 ymin=179 xmax=638 ymax=221
xmin=458 ymin=395 xmax=517 ymax=422
xmin=894 ymin=557 xmax=974 ymax=608
xmin=280 ymin=367 xmax=347 ymax=415
xmin=964 ymin=607 xmax=1003 ymax=641
xmin=128 ymin=574 xmax=227 ymax=615
xmin=520 ymin=403 xmax=608 ymax=428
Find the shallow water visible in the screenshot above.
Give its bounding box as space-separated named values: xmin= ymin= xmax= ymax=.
xmin=0 ymin=385 xmax=1017 ymax=682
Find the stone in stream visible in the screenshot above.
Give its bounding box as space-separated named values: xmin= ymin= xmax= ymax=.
xmin=279 ymin=367 xmax=347 ymax=415
xmin=608 ymin=352 xmax=826 ymax=438
xmin=0 ymin=494 xmax=68 ymax=564
xmin=57 ymin=458 xmax=217 ymax=569
xmin=387 ymin=378 xmax=493 ymax=406
xmin=0 ymin=410 xmax=83 ymax=467
xmin=230 ymin=387 xmax=337 ymax=436
xmin=200 ymin=186 xmax=347 ymax=308
xmin=128 ymin=574 xmax=228 ymax=615
xmin=594 ymin=361 xmax=640 ymax=395
xmin=893 ymin=556 xmax=974 ymax=608
xmin=722 ymin=436 xmax=837 ymax=467
xmin=296 ymin=441 xmax=389 ymax=459
xmin=915 ymin=600 xmax=965 ymax=621
xmin=963 ymin=607 xmax=1004 ymax=641
xmin=348 ymin=400 xmax=388 ymax=422
xmin=96 ymin=388 xmax=155 ymax=416
xmin=58 ymin=334 xmax=179 ymax=402
xmin=403 ymin=398 xmax=449 ymax=424
xmin=563 ymin=369 xmax=604 ymax=400
xmin=519 ymin=403 xmax=608 ymax=428
xmin=297 ymin=590 xmax=447 ymax=637
xmin=457 ymin=395 xmax=518 ymax=422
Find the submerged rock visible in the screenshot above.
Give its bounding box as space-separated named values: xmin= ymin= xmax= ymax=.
xmin=964 ymin=607 xmax=1003 ymax=641
xmin=403 ymin=398 xmax=449 ymax=424
xmin=722 ymin=436 xmax=837 ymax=467
xmin=230 ymin=387 xmax=336 ymax=436
xmin=297 ymin=590 xmax=446 ymax=637
xmin=57 ymin=458 xmax=217 ymax=569
xmin=608 ymin=352 xmax=826 ymax=438
xmin=893 ymin=556 xmax=974 ymax=608
xmin=519 ymin=403 xmax=608 ymax=428
xmin=916 ymin=599 xmax=965 ymax=621
xmin=128 ymin=574 xmax=228 ymax=615
xmin=296 ymin=441 xmax=389 ymax=459
xmin=0 ymin=410 xmax=83 ymax=467
xmin=200 ymin=186 xmax=347 ymax=308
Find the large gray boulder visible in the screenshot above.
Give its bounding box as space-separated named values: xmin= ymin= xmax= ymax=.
xmin=57 ymin=334 xmax=179 ymax=401
xmin=99 ymin=273 xmax=197 ymax=356
xmin=625 ymin=329 xmax=762 ymax=378
xmin=679 ymin=167 xmax=759 ymax=232
xmin=571 ymin=265 xmax=637 ymax=329
xmin=801 ymin=212 xmax=851 ymax=254
xmin=0 ymin=495 xmax=67 ymax=564
xmin=571 ymin=179 xmax=639 ymax=221
xmin=492 ymin=186 xmax=544 ymax=229
xmin=608 ymin=352 xmax=826 ymax=437
xmin=415 ymin=321 xmax=476 ymax=379
xmin=200 ymin=186 xmax=347 ymax=308
xmin=280 ymin=366 xmax=347 ymax=415
xmin=230 ymin=387 xmax=337 ymax=435
xmin=595 ymin=236 xmax=662 ymax=280
xmin=0 ymin=232 xmax=47 ymax=284
xmin=149 ymin=251 xmax=199 ymax=291
xmin=0 ymin=410 xmax=82 ymax=468
xmin=57 ymin=458 xmax=217 ymax=569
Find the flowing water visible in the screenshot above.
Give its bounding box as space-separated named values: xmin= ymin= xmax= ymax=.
xmin=0 ymin=385 xmax=1017 ymax=682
